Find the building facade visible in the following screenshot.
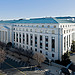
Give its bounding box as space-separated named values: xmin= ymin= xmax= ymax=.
xmin=0 ymin=17 xmax=75 ymax=60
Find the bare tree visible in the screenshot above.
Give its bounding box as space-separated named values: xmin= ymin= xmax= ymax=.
xmin=0 ymin=41 xmax=6 ymax=49
xmin=6 ymin=42 xmax=12 ymax=50
xmin=22 ymin=49 xmax=34 ymax=63
xmin=0 ymin=48 xmax=6 ymax=68
xmin=26 ymin=50 xmax=34 ymax=63
xmin=13 ymin=47 xmax=34 ymax=63
xmin=33 ymin=52 xmax=46 ymax=67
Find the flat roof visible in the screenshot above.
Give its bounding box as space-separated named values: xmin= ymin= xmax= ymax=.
xmin=0 ymin=17 xmax=75 ymax=24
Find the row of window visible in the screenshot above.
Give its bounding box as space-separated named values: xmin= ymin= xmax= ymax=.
xmin=64 ymin=35 xmax=70 ymax=51
xmin=14 ymin=43 xmax=55 ymax=58
xmin=14 ymin=25 xmax=56 ymax=28
xmin=60 ymin=25 xmax=75 ymax=28
xmin=14 ymin=32 xmax=55 ymax=52
xmin=33 ymin=48 xmax=54 ymax=57
xmin=13 ymin=28 xmax=55 ymax=34
xmin=64 ymin=29 xmax=75 ymax=34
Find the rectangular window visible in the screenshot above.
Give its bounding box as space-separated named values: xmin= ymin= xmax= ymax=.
xmin=69 ymin=35 xmax=70 ymax=47
xmin=30 ymin=39 xmax=33 ymax=45
xmin=16 ymin=33 xmax=18 ymax=42
xmin=30 ymin=47 xmax=32 ymax=50
xmin=26 ymin=29 xmax=28 ymax=31
xmin=35 ymin=34 xmax=37 ymax=47
xmin=23 ymin=33 xmax=25 ymax=44
xmin=40 ymin=35 xmax=42 ymax=48
xmin=26 ymin=34 xmax=28 ymax=45
xmin=35 ymin=48 xmax=37 ymax=51
xmin=19 ymin=33 xmax=21 ymax=43
xmin=23 ymin=45 xmax=25 ymax=48
xmin=45 ymin=36 xmax=48 ymax=50
xmin=67 ymin=36 xmax=68 ymax=49
xmin=52 ymin=54 xmax=54 ymax=57
xmin=46 ymin=52 xmax=48 ymax=56
xmin=14 ymin=32 xmax=15 ymax=41
xmin=19 ymin=44 xmax=21 ymax=48
xmin=64 ymin=37 xmax=66 ymax=51
xmin=23 ymin=39 xmax=25 ymax=44
xmin=52 ymin=37 xmax=55 ymax=52
xmin=40 ymin=50 xmax=42 ymax=53
xmin=40 ymin=35 xmax=42 ymax=40
xmin=30 ymin=34 xmax=33 ymax=46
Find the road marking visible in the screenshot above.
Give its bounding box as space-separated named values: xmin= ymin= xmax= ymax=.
xmin=5 ymin=61 xmax=26 ymax=75
xmin=20 ymin=65 xmax=37 ymax=69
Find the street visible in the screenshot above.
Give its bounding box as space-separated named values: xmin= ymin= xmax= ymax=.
xmin=1 ymin=57 xmax=28 ymax=75
xmin=0 ymin=55 xmax=61 ymax=75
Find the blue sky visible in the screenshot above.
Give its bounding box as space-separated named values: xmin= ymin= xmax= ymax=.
xmin=0 ymin=0 xmax=75 ymax=20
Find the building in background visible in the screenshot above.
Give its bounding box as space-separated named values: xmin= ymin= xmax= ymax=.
xmin=0 ymin=17 xmax=75 ymax=61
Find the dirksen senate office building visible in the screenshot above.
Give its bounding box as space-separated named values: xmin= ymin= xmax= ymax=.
xmin=0 ymin=17 xmax=75 ymax=61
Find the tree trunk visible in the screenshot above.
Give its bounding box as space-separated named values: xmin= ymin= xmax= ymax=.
xmin=27 ymin=57 xmax=30 ymax=63
xmin=37 ymin=62 xmax=41 ymax=68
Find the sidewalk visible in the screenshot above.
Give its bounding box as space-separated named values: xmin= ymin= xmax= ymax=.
xmin=30 ymin=59 xmax=60 ymax=75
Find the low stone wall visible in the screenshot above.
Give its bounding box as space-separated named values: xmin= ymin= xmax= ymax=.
xmin=51 ymin=62 xmax=66 ymax=68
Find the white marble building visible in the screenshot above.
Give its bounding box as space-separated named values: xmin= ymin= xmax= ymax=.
xmin=0 ymin=17 xmax=75 ymax=61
